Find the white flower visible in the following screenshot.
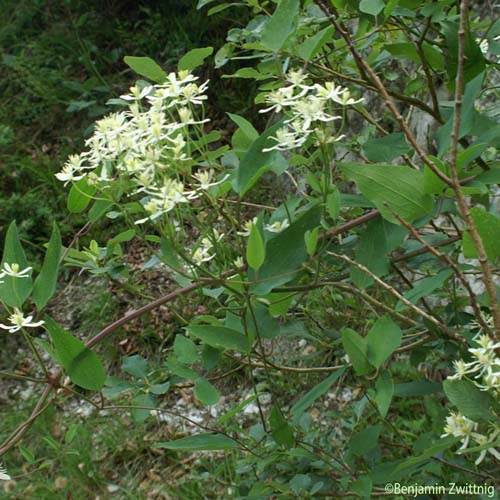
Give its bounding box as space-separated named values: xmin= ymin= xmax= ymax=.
xmin=55 ymin=164 xmax=86 ymax=185
xmin=289 ymin=96 xmax=340 ymax=130
xmin=475 ymin=371 xmax=500 ymax=392
xmin=192 ymin=245 xmax=216 ymax=264
xmin=259 ymin=87 xmax=297 ymax=114
xmin=120 ymin=84 xmax=153 ymax=101
xmin=468 ymin=334 xmax=500 ymax=378
xmin=477 ymin=38 xmax=489 ymax=56
xmin=178 ymin=81 xmax=209 ymax=106
xmin=314 ymin=82 xmax=345 ymax=101
xmin=262 ymin=127 xmax=307 ymax=152
xmin=471 ymin=430 xmax=500 ymax=465
xmin=264 ymin=219 xmax=290 ymax=233
xmin=285 ymin=69 xmax=313 ymax=90
xmin=0 ymin=463 xmax=10 ymax=481
xmin=441 ymin=412 xmax=477 ymax=450
xmin=177 ymin=107 xmax=210 ymax=127
xmin=0 ymin=308 xmax=45 ymax=333
xmin=237 ymin=217 xmax=258 ymax=237
xmin=0 ymin=263 xmax=32 ymax=279
xmin=191 ymin=169 xmax=229 ymax=191
xmin=447 ymin=359 xmax=478 ymax=380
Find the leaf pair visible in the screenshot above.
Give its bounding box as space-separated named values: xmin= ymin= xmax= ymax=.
xmin=342 ymin=316 xmax=402 ymax=375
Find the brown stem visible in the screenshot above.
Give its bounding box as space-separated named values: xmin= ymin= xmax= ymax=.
xmin=448 ymin=0 xmax=500 ymax=340
xmin=329 ymin=252 xmax=466 ymax=345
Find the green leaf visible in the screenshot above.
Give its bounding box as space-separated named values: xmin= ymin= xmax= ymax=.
xmin=396 ymin=269 xmax=453 ymax=311
xmin=44 ymin=317 xmax=105 ymax=391
xmin=375 ymin=370 xmax=394 ymax=418
xmin=351 ymin=476 xmax=372 ymax=499
xmin=366 ymin=316 xmax=402 ymax=368
xmin=174 ymin=335 xmax=199 ymax=364
xmin=423 ymin=156 xmax=449 ymax=194
xmin=269 ymin=406 xmax=294 ymax=448
xmin=123 ymin=56 xmax=167 ymax=83
xmin=359 ymin=0 xmax=385 ymax=16
xmin=442 ymin=21 xmax=485 ymax=85
xmin=296 ymin=25 xmax=334 ymax=61
xmin=244 ymin=302 xmax=280 ymax=339
xmin=178 ymin=47 xmax=214 ymax=71
xmin=349 ymin=424 xmax=382 ymax=456
xmin=67 ymin=177 xmax=96 ymax=213
xmin=194 ymin=377 xmax=220 ymax=405
xmin=291 ymin=367 xmax=346 ymax=421
xmin=122 ymin=355 xmax=148 ymax=379
xmin=394 ymin=437 xmax=458 ymax=472
xmin=251 ymin=205 xmax=322 ymax=295
xmin=160 ymin=237 xmax=182 ymax=271
xmin=187 ymin=325 xmax=251 ymax=353
xmin=261 ymin=0 xmax=300 ymax=52
xmin=88 ymin=199 xmax=114 ymax=223
xmin=131 ymin=392 xmax=156 ymax=423
xmin=304 ymin=227 xmax=319 ymax=256
xmin=290 ymin=474 xmax=312 ymax=495
xmin=462 ymin=207 xmax=500 ymax=260
xmin=443 ymin=379 xmax=495 ymax=421
xmin=108 ymin=229 xmax=135 ymax=247
xmin=326 ymin=187 xmax=340 ymax=220
xmin=150 ymin=382 xmax=170 ymax=395
xmin=384 ymin=42 xmax=443 ymax=70
xmin=351 ymin=218 xmax=389 ymax=288
xmin=156 ymin=433 xmax=238 ymax=451
xmin=236 ymin=119 xmax=286 ymax=195
xmin=227 ymin=113 xmax=258 ymax=142
xmin=342 ymin=328 xmax=372 ymax=375
xmin=394 ymin=381 xmax=441 ymax=397
xmin=363 ymin=133 xmax=409 ymax=162
xmin=33 ymin=223 xmax=62 ymax=310
xmin=0 ymin=221 xmax=32 ymax=308
xmin=247 ymin=225 xmax=265 ymax=270
xmin=436 ymin=73 xmax=484 ymax=156
xmin=341 ymin=163 xmax=434 ymax=224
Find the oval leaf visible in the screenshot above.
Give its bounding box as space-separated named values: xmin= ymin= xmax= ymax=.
xmin=33 ymin=223 xmax=62 ymax=310
xmin=443 ymin=379 xmax=495 ymax=421
xmin=0 ymin=221 xmax=32 ymax=308
xmin=261 ymin=0 xmax=300 ymax=52
xmin=187 ymin=325 xmax=251 ymax=353
xmin=123 ymin=56 xmax=167 ymax=83
xmin=178 ymin=47 xmax=214 ymax=71
xmin=247 ymin=225 xmax=265 ymax=270
xmin=44 ymin=317 xmax=105 ymax=391
xmin=341 ymin=163 xmax=434 ymax=224
xmin=67 ymin=177 xmax=97 ymax=213
xmin=156 ymin=433 xmax=238 ymax=451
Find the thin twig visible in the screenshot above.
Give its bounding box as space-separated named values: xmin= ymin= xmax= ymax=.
xmin=329 ymin=252 xmax=466 ymax=345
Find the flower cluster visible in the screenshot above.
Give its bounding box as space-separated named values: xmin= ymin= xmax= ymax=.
xmin=442 ymin=331 xmax=500 ymax=465
xmin=56 ymin=71 xmax=225 ymax=225
xmin=259 ymin=69 xmax=362 ymax=152
xmin=448 ymin=333 xmax=500 ymax=392
xmin=442 ymin=413 xmax=500 ymax=465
